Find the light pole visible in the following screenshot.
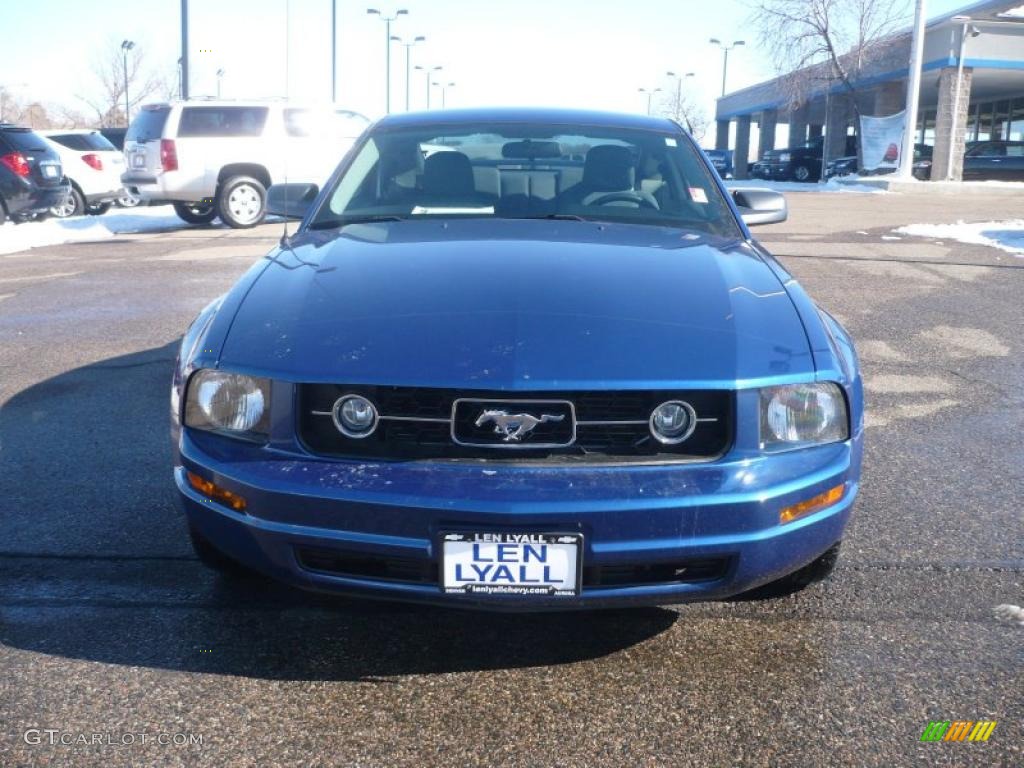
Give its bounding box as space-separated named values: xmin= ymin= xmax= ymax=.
xmin=331 ymin=0 xmax=337 ymax=102
xmin=180 ymin=0 xmax=189 ymax=99
xmin=897 ymin=0 xmax=927 ymax=179
xmin=415 ymin=64 xmax=442 ymax=108
xmin=666 ymin=70 xmax=695 ymax=131
xmin=433 ymin=81 xmax=455 ymax=108
xmin=638 ymin=87 xmax=661 ymax=116
xmin=216 ymin=68 xmax=225 ymax=98
xmin=391 ymin=35 xmax=425 ymax=111
xmin=709 ymin=38 xmax=744 ymax=97
xmin=121 ymin=40 xmax=135 ymax=125
xmin=367 ymin=8 xmax=408 ymax=114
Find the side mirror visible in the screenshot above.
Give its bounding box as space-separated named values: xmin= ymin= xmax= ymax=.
xmin=266 ymin=183 xmax=319 ymax=219
xmin=732 ymin=187 xmax=788 ymax=226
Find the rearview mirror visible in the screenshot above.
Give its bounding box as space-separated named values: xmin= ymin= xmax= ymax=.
xmin=731 ymin=188 xmax=788 ymax=227
xmin=266 ymin=183 xmax=319 ymax=219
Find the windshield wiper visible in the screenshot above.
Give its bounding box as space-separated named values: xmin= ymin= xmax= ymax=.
xmin=500 ymin=213 xmax=590 ymax=222
xmin=308 ymin=214 xmax=407 ymax=230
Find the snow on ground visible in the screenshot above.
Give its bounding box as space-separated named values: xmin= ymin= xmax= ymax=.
xmin=896 ymin=220 xmax=1024 ymax=257
xmin=0 ymin=206 xmax=192 ymax=256
xmin=724 ymin=178 xmax=885 ymax=194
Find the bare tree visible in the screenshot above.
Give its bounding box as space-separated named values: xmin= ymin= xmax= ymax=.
xmin=749 ymin=0 xmax=909 ymax=116
xmin=81 ymin=39 xmax=163 ymax=127
xmin=657 ymin=88 xmax=709 ymax=141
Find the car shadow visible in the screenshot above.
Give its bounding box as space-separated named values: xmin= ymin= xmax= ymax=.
xmin=0 ymin=343 xmax=678 ymax=681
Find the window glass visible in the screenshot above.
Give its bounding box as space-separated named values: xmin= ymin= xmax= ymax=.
xmin=1005 ymin=143 xmax=1024 ymax=157
xmin=177 ymin=107 xmax=268 ymax=138
xmin=126 ymin=106 xmax=170 ymax=142
xmin=49 ymin=133 xmax=116 ymax=151
xmin=315 ymin=122 xmax=741 ymax=239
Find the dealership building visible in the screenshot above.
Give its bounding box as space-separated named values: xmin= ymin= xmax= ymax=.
xmin=714 ymin=0 xmax=1024 ymax=180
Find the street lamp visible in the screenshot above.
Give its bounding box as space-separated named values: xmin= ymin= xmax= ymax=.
xmin=367 ymin=8 xmax=408 ymax=114
xmin=433 ymin=81 xmax=455 ymax=108
xmin=415 ymin=64 xmax=442 ymax=108
xmin=709 ymin=38 xmax=744 ymax=96
xmin=391 ymin=34 xmax=425 ymax=111
xmin=216 ymin=68 xmax=225 ymax=98
xmin=121 ymin=40 xmax=135 ymax=126
xmin=637 ymin=87 xmax=662 ymax=116
xmin=666 ymin=71 xmax=695 ymax=131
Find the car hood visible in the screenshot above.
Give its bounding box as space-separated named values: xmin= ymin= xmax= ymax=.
xmin=218 ymin=219 xmax=815 ymax=388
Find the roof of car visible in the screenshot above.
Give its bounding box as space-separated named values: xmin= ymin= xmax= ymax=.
xmin=374 ymin=107 xmax=682 ymax=133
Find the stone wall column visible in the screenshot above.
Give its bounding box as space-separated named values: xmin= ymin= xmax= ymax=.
xmin=756 ymin=109 xmax=778 ymax=159
xmin=931 ymin=66 xmax=973 ymax=181
xmin=715 ymin=119 xmax=730 ymax=151
xmin=788 ymin=104 xmax=809 ymax=147
xmin=733 ymin=115 xmax=751 ymax=179
xmin=825 ymin=93 xmax=854 ymax=161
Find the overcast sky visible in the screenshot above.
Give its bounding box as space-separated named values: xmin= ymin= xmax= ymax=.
xmin=2 ymin=0 xmax=972 ymax=134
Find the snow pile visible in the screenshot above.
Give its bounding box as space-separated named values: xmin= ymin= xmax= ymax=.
xmin=0 ymin=206 xmax=190 ymax=256
xmin=896 ymin=220 xmax=1024 ymax=257
xmin=724 ymin=178 xmax=885 ymax=194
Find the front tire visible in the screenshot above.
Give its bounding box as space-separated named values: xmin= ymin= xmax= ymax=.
xmin=735 ymin=542 xmax=842 ymax=600
xmin=188 ymin=524 xmax=249 ymax=575
xmin=217 ymin=175 xmax=267 ymax=229
xmin=86 ymin=202 xmax=112 ymax=216
xmin=792 ymin=163 xmax=813 ymax=183
xmin=50 ymin=187 xmax=85 ymax=218
xmin=173 ymin=201 xmax=219 ymax=225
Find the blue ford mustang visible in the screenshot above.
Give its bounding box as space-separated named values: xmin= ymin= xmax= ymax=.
xmin=171 ymin=108 xmax=863 ymax=610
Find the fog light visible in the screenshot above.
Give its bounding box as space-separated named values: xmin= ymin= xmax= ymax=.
xmin=649 ymin=400 xmax=696 ymax=444
xmin=187 ymin=471 xmax=247 ymax=512
xmin=779 ymin=484 xmax=845 ymax=524
xmin=333 ymin=394 xmax=379 ymax=438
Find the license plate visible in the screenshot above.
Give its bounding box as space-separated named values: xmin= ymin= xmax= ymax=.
xmin=441 ymin=533 xmax=582 ymax=597
xmin=42 ymin=165 xmax=57 ymax=178
xmin=132 ymin=154 xmax=145 ymax=168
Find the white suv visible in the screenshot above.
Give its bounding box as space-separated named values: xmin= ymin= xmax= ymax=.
xmin=121 ymin=100 xmax=369 ymax=228
xmin=39 ymin=130 xmax=126 ymax=217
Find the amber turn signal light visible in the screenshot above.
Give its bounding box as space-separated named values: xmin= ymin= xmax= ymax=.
xmin=779 ymin=483 xmax=845 ymax=524
xmin=186 ymin=471 xmax=247 ymax=512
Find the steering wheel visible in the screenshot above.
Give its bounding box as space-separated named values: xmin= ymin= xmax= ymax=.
xmin=586 ymin=191 xmax=659 ymax=210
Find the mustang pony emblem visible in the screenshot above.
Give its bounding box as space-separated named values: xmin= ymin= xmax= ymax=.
xmin=475 ymin=409 xmax=565 ymax=442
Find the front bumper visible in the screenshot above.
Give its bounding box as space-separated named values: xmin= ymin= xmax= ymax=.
xmin=750 ymin=162 xmax=795 ymax=181
xmin=175 ymin=428 xmax=861 ymax=610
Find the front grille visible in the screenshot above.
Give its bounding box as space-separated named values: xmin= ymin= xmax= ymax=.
xmin=296 ymin=546 xmax=731 ymax=590
xmin=297 ymin=385 xmax=732 ymax=463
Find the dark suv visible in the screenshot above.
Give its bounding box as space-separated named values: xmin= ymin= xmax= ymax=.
xmin=753 ymin=135 xmax=858 ymax=182
xmin=0 ymin=123 xmax=69 ymax=224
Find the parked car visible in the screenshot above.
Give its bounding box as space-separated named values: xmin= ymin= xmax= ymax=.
xmin=39 ymin=129 xmax=126 ymax=217
xmin=121 ymin=100 xmax=369 ymax=228
xmin=172 ymin=107 xmax=863 ymax=610
xmin=753 ymin=135 xmax=858 ymax=182
xmin=0 ymin=123 xmax=69 ymax=224
xmin=703 ymin=148 xmax=734 ymax=179
xmin=824 ymin=155 xmax=858 ymax=179
xmin=99 ymin=127 xmax=128 ymax=150
xmin=963 ymin=140 xmax=1024 ymax=181
xmin=826 ymin=144 xmax=933 ymax=181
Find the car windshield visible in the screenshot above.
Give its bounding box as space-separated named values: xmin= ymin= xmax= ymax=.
xmin=310 ymin=121 xmax=741 ymax=238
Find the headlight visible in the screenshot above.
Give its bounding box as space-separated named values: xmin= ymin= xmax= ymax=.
xmin=779 ymin=152 xmax=791 ymax=162
xmin=184 ymin=370 xmax=271 ymax=439
xmin=759 ymin=383 xmax=848 ymax=451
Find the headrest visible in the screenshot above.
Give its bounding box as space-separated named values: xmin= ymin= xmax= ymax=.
xmin=422 ymin=151 xmax=476 ymax=196
xmin=583 ymin=144 xmax=634 ymax=191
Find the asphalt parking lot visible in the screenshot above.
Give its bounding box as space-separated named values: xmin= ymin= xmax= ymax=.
xmin=1 ymin=191 xmax=1021 ymax=767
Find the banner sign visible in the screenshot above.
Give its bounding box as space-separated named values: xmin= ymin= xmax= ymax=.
xmin=859 ymin=111 xmax=906 ymax=171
